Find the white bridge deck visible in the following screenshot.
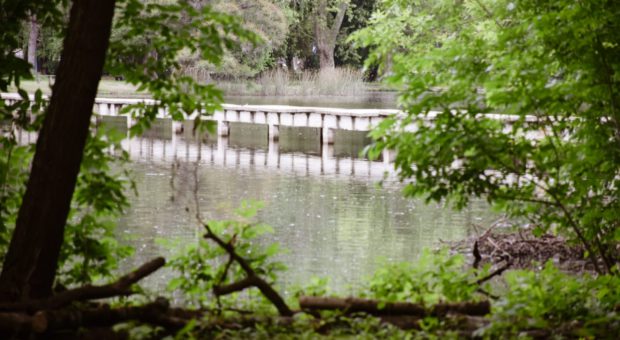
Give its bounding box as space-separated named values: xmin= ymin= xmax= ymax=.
xmin=1 ymin=93 xmax=545 ymax=144
xmin=1 ymin=93 xmax=399 ymax=144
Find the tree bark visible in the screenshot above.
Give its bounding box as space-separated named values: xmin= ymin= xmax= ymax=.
xmin=27 ymin=14 xmax=39 ymax=73
xmin=0 ymin=0 xmax=117 ymax=301
xmin=314 ymin=0 xmax=348 ymax=70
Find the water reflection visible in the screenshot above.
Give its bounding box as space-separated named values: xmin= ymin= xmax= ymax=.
xmin=105 ymin=121 xmax=496 ymax=293
xmin=14 ymin=121 xmax=495 ymax=293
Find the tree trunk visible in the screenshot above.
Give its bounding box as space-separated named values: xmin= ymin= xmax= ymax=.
xmin=314 ymin=0 xmax=348 ymax=70
xmin=0 ymin=0 xmax=116 ymax=301
xmin=27 ymin=15 xmax=39 ymax=73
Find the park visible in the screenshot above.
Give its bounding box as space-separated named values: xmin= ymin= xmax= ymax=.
xmin=0 ymin=0 xmax=619 ymax=338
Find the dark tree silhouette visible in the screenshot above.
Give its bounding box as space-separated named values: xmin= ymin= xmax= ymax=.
xmin=0 ymin=0 xmax=117 ymax=301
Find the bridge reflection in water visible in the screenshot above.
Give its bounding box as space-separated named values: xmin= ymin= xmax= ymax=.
xmin=13 ymin=122 xmax=495 ymax=293
xmin=123 ymin=137 xmax=394 ymax=181
xmin=16 ymin=121 xmax=395 ymax=180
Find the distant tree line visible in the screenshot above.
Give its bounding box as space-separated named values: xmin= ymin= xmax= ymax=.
xmin=20 ymin=0 xmax=378 ymax=79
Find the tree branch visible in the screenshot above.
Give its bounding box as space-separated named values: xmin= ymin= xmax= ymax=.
xmin=204 ymin=224 xmax=293 ymax=316
xmin=475 ymin=261 xmax=511 ymax=285
xmin=299 ymin=297 xmax=490 ymax=317
xmin=0 ymin=257 xmax=165 ymax=312
xmin=329 ymin=1 xmax=349 ymax=44
xmin=213 ymin=276 xmax=256 ymax=296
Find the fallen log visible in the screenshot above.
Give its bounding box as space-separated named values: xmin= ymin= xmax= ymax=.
xmin=32 ymin=298 xmax=181 ymax=333
xmin=0 ymin=257 xmax=165 ymax=313
xmin=299 ymin=297 xmax=490 ymax=317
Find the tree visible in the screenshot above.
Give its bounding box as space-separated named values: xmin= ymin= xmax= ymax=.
xmin=0 ymin=0 xmax=117 ymax=301
xmin=355 ymin=0 xmax=620 ymax=273
xmin=27 ymin=14 xmax=39 ymax=73
xmin=334 ymin=0 xmax=377 ymax=70
xmin=314 ymin=0 xmax=348 ymax=69
xmin=0 ymin=0 xmax=256 ymax=301
xmin=183 ymin=0 xmax=289 ymax=78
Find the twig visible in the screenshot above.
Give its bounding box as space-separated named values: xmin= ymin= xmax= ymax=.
xmin=475 ymin=261 xmax=512 ymax=285
xmin=472 ymin=241 xmax=482 ymax=269
xmin=189 ymin=145 xmax=293 ymax=316
xmin=213 ymin=276 xmax=256 ymax=296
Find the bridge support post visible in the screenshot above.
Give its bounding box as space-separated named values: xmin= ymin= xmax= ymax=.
xmin=218 ymin=121 xmax=230 ymax=137
xmin=268 ymin=124 xmax=279 ymax=141
xmin=382 ymin=149 xmax=395 ymax=166
xmin=126 ymin=115 xmax=136 ymax=131
xmin=322 ymin=127 xmax=334 ymax=144
xmin=322 ymin=115 xmax=337 ymax=144
xmin=267 ymin=140 xmax=279 ymax=167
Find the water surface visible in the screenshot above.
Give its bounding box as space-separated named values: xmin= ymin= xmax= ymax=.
xmin=113 ymin=121 xmax=496 ymax=293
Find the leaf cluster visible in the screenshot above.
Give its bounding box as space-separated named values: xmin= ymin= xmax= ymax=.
xmin=166 ymin=201 xmax=286 ymax=310
xmin=107 ymin=0 xmax=260 ymax=135
xmin=354 ymin=0 xmax=620 ymax=273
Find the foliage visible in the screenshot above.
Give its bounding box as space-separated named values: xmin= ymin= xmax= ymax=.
xmin=334 ymin=0 xmax=377 ymax=70
xmin=107 ymin=0 xmax=259 ymax=136
xmin=365 ymin=250 xmax=481 ymax=305
xmin=204 ymin=0 xmax=290 ymax=78
xmin=166 ymin=201 xmax=286 ymax=310
xmin=57 ymin=126 xmax=135 ymax=286
xmin=483 ymin=262 xmax=620 ymax=338
xmin=355 ymin=0 xmax=620 ymax=273
xmin=0 ymin=88 xmax=46 ymax=259
xmin=0 ymin=0 xmax=65 ymax=91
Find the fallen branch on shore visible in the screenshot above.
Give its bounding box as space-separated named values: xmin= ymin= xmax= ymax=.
xmin=0 ymin=257 xmax=165 ymax=313
xmin=299 ymin=296 xmax=491 ymax=317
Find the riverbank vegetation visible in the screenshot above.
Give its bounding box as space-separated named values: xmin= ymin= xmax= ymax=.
xmin=1 ymin=0 xmax=619 ymax=338
xmin=15 ymin=0 xmax=382 ymax=97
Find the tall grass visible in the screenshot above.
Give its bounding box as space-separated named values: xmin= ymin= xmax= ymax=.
xmin=181 ymin=66 xmax=368 ymax=97
xmin=257 ymin=68 xmax=366 ymax=96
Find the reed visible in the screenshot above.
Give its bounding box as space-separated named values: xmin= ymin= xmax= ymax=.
xmin=256 ymin=67 xmax=366 ymax=96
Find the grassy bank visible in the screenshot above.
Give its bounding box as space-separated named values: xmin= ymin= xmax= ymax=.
xmin=11 ymin=69 xmax=394 ymax=100
xmin=10 ymin=75 xmax=144 ymax=98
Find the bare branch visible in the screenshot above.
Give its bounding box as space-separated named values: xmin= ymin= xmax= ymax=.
xmin=475 ymin=261 xmax=511 ymax=285
xmin=203 ymin=224 xmax=293 ymax=317
xmin=0 ymin=257 xmax=165 ymax=312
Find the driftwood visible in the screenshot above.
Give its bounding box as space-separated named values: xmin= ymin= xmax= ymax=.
xmin=299 ymin=296 xmax=490 ymax=317
xmin=0 ymin=257 xmax=165 ymax=313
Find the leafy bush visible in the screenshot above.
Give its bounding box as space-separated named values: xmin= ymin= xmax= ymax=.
xmin=365 ymin=250 xmax=480 ymax=305
xmin=483 ymin=263 xmax=620 ymax=338
xmin=354 ymin=0 xmax=620 ymax=274
xmin=166 ymin=201 xmax=286 ymax=311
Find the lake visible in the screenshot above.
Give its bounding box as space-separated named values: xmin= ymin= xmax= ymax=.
xmin=109 ymin=117 xmax=497 ymax=295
